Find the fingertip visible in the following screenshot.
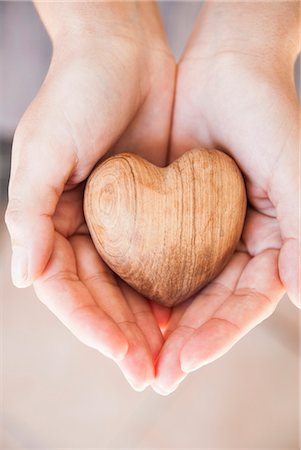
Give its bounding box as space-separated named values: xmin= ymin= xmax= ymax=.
xmin=151 ymin=381 xmax=180 ymax=396
xmin=97 ymin=333 xmax=129 ymax=362
xmin=180 ymin=357 xmax=203 ymax=374
xmin=179 ymin=334 xmax=210 ymax=373
xmin=128 ymin=380 xmax=149 ymax=393
xmin=180 ymin=341 xmax=202 ymax=373
xmin=112 ymin=339 xmax=129 ymax=361
xmin=286 ymin=286 xmax=301 ymax=309
xmin=118 ymin=366 xmax=152 ymax=393
xmin=10 ymin=216 xmax=54 ymax=288
xmin=122 ymin=363 xmax=154 ymax=393
xmin=29 ymin=218 xmax=55 ymax=281
xmin=279 ymin=238 xmax=300 ymax=308
xmin=180 ymin=344 xmax=214 ymax=372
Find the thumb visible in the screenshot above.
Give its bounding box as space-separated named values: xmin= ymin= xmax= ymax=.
xmin=5 ymin=122 xmax=77 ymax=288
xmin=269 ymin=106 xmax=300 ymax=307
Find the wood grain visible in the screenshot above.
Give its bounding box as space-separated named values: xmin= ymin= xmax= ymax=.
xmin=84 ymin=149 xmax=247 ymax=307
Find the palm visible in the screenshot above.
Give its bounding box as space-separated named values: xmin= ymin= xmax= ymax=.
xmin=152 ymin=49 xmax=298 ymax=393
xmin=153 ymin=206 xmax=284 ymax=392
xmin=34 ymin=183 xmax=165 ymax=390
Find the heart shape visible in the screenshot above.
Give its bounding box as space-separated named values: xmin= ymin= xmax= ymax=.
xmin=84 ymin=149 xmax=246 ymax=307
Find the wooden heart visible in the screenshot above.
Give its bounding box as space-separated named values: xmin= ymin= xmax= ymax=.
xmin=84 ymin=149 xmax=246 ymax=307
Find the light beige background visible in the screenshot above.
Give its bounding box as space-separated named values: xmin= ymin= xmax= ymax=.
xmin=0 ymin=2 xmax=300 ymax=449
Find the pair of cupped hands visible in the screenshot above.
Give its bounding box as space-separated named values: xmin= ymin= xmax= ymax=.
xmin=6 ymin=2 xmax=300 ymax=394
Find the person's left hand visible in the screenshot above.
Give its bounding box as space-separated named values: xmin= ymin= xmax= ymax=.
xmin=152 ymin=1 xmax=300 ymax=395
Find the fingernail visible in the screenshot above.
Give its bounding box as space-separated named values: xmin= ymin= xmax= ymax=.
xmin=11 ymin=247 xmax=30 ymax=288
xmin=181 ymin=364 xmax=194 ymax=373
xmin=131 ymin=383 xmax=148 ymax=393
xmin=181 ymin=360 xmax=204 ymax=373
xmin=101 ymin=342 xmax=128 ymax=362
xmin=112 ymin=347 xmax=128 ymax=361
xmin=126 ymin=377 xmax=149 ymax=392
xmin=151 ymin=382 xmax=179 ymax=396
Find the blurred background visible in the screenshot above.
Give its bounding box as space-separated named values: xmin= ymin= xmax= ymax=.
xmin=0 ymin=2 xmax=299 ymax=449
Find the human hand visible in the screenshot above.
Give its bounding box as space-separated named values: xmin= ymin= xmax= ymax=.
xmin=5 ymin=2 xmax=175 ymax=391
xmin=152 ymin=2 xmax=300 ymax=394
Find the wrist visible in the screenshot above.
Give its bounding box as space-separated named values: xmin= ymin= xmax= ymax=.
xmin=34 ymin=2 xmax=137 ymax=43
xmin=34 ymin=1 xmax=171 ymax=56
xmin=186 ymin=2 xmax=300 ymax=65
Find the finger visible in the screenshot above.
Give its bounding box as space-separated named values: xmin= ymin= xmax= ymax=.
xmin=163 ymin=298 xmax=193 ymax=340
xmin=115 ymin=324 xmax=154 ymax=392
xmin=180 ymin=249 xmax=284 ymax=372
xmin=5 ymin=126 xmax=76 ymax=288
xmin=153 ymin=252 xmax=249 ymax=394
xmin=52 ymin=185 xmax=86 ymax=238
xmin=165 ymin=251 xmax=250 ymax=338
xmin=268 ymin=105 xmax=300 ymax=306
xmin=151 ymin=327 xmax=189 ymax=396
xmin=72 ymin=235 xmax=154 ymax=391
xmin=34 ymin=232 xmax=128 ymax=361
xmin=279 ymin=238 xmax=300 ymax=308
xmin=149 ymin=301 xmax=171 ymax=333
xmin=119 ymin=281 xmax=164 ymax=362
xmin=241 ymin=207 xmax=282 ymax=256
xmin=151 ymin=299 xmax=194 ymax=395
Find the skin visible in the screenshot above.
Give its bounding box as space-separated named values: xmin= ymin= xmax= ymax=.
xmin=5 ymin=1 xmax=300 ymax=395
xmin=5 ymin=2 xmax=176 ymax=391
xmin=152 ymin=1 xmax=300 ymax=394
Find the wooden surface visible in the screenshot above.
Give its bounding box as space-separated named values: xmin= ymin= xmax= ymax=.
xmin=84 ymin=148 xmax=247 ymax=306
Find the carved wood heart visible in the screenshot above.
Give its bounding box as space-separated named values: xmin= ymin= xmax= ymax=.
xmin=84 ymin=149 xmax=246 ymax=307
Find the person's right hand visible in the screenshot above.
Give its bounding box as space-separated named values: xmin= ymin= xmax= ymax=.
xmin=5 ymin=2 xmax=175 ymax=391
